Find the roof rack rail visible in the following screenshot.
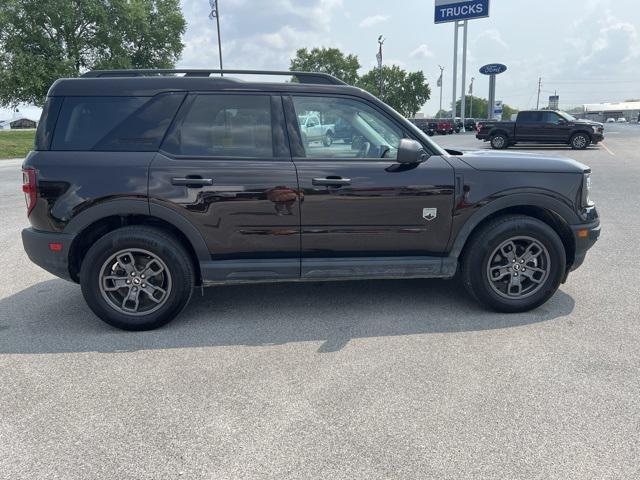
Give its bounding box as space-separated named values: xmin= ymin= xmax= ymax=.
xmin=81 ymin=69 xmax=347 ymax=85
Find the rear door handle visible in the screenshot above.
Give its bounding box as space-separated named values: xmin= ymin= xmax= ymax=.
xmin=171 ymin=177 xmax=213 ymax=187
xmin=312 ymin=177 xmax=351 ymax=187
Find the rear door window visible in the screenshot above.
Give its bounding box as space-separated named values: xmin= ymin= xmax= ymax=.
xmin=162 ymin=94 xmax=274 ymax=158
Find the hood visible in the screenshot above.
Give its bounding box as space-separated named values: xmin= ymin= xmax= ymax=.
xmin=573 ymin=118 xmax=603 ymax=127
xmin=456 ymin=150 xmax=589 ymax=174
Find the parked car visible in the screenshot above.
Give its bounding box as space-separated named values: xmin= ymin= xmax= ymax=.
xmin=452 ymin=118 xmax=463 ymax=133
xmin=299 ymin=113 xmax=335 ymax=146
xmin=410 ymin=118 xmax=436 ymax=136
xmin=464 ymin=118 xmax=477 ymax=131
xmin=617 ymin=117 xmax=627 ymax=123
xmin=476 ymin=110 xmax=604 ymax=150
xmin=606 ymin=118 xmax=616 ymax=123
xmin=21 ymin=69 xmax=600 ymax=330
xmin=435 ymin=118 xmax=453 ymax=134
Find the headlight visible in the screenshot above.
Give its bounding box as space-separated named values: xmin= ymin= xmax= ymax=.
xmin=581 ymin=172 xmax=592 ymax=207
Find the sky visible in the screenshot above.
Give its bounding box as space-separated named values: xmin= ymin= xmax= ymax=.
xmin=3 ymin=0 xmax=640 ymax=120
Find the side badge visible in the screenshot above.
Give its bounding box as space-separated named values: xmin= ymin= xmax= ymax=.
xmin=423 ymin=208 xmax=437 ymax=221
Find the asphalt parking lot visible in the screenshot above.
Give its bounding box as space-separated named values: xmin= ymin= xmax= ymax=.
xmin=1 ymin=124 xmax=639 ymax=479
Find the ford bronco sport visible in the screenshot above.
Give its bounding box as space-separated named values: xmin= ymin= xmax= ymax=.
xmin=22 ymin=69 xmax=600 ymax=330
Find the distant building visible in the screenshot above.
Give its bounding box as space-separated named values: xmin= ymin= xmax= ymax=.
xmin=582 ymin=101 xmax=640 ymax=123
xmin=0 ymin=113 xmax=39 ymax=130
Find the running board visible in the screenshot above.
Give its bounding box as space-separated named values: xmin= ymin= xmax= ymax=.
xmin=200 ymin=256 xmax=457 ymax=285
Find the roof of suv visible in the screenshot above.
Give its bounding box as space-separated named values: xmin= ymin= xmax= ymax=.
xmin=47 ymin=69 xmax=365 ymax=98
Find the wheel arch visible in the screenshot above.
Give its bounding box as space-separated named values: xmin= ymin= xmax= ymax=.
xmin=489 ymin=128 xmax=510 ymax=139
xmin=451 ymin=195 xmax=579 ymax=271
xmin=65 ymin=200 xmax=209 ymax=284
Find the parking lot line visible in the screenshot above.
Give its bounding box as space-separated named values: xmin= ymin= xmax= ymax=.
xmin=600 ymin=142 xmax=615 ymax=156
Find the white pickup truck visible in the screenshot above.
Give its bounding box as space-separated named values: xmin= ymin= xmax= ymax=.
xmin=299 ymin=114 xmax=335 ymax=146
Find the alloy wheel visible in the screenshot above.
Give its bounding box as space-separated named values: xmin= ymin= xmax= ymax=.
xmin=99 ymin=248 xmax=172 ymax=316
xmin=486 ymin=236 xmax=550 ymax=299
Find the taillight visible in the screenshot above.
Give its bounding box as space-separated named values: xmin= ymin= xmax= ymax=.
xmin=22 ymin=167 xmax=37 ymax=216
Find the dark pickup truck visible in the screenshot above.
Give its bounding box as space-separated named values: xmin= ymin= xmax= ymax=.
xmin=477 ymin=110 xmax=604 ymax=150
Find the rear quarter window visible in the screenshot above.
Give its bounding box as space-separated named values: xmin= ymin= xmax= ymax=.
xmin=51 ymin=93 xmax=184 ymax=151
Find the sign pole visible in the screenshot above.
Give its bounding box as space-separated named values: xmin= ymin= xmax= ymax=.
xmin=488 ymin=74 xmax=495 ymax=119
xmin=452 ymin=21 xmax=458 ymax=118
xmin=460 ymin=20 xmax=468 ymax=131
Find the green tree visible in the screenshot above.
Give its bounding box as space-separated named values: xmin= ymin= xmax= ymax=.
xmin=290 ymin=47 xmax=360 ymax=85
xmin=0 ymin=0 xmax=186 ymax=107
xmin=357 ymin=65 xmax=431 ymax=118
xmin=454 ymin=96 xmax=517 ymax=120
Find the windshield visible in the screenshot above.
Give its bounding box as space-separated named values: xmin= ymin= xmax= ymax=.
xmin=557 ymin=111 xmax=577 ymax=121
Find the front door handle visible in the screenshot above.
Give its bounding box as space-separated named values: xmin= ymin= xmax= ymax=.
xmin=312 ymin=177 xmax=351 ymax=187
xmin=171 ymin=177 xmax=213 ymax=187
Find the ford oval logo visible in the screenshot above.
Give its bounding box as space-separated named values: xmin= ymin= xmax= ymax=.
xmin=479 ymin=63 xmax=507 ymax=75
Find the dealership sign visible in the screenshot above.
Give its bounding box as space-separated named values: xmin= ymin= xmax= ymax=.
xmin=479 ymin=63 xmax=507 ymax=75
xmin=434 ymin=0 xmax=490 ymax=24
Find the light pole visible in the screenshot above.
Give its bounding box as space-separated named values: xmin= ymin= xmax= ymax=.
xmin=209 ymin=0 xmax=223 ymax=75
xmin=377 ymin=35 xmax=385 ymax=98
xmin=437 ymin=65 xmax=444 ymax=118
xmin=469 ymin=76 xmax=475 ymax=118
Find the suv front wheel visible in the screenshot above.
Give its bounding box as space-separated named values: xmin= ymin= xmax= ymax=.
xmin=461 ymin=215 xmax=566 ymax=312
xmin=570 ymin=132 xmax=590 ymax=150
xmin=80 ymin=226 xmax=194 ymax=330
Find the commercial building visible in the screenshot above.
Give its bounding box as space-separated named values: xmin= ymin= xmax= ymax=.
xmin=582 ymin=101 xmax=640 ymax=123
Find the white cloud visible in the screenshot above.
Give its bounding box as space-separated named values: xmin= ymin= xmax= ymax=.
xmin=178 ymin=0 xmax=344 ymax=70
xmin=410 ymin=44 xmax=434 ymax=59
xmin=474 ymin=29 xmax=508 ymax=49
xmin=358 ymin=15 xmax=389 ymax=28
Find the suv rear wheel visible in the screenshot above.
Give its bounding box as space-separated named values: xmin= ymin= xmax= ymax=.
xmin=80 ymin=226 xmax=194 ymax=330
xmin=461 ymin=215 xmax=566 ymax=312
xmin=490 ymin=133 xmax=508 ymax=149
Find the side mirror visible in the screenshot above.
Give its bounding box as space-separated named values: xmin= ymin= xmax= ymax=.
xmin=397 ymin=138 xmax=429 ymax=164
xmin=557 ymin=119 xmax=567 ymax=125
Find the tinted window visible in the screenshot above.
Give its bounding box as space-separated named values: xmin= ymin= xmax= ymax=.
xmin=292 ymin=96 xmax=403 ymax=159
xmin=51 ymin=94 xmax=184 ymax=151
xmin=517 ymin=111 xmax=542 ymax=122
xmin=163 ymin=94 xmax=273 ymax=157
xmin=35 ymin=96 xmax=63 ymax=150
xmin=94 ymin=93 xmax=185 ymax=151
xmin=543 ymin=112 xmax=562 ymax=124
xmin=52 ymin=97 xmax=145 ymax=150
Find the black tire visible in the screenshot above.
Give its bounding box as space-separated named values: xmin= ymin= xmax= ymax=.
xmin=80 ymin=226 xmax=194 ymax=330
xmin=323 ymin=131 xmax=333 ymax=147
xmin=570 ymin=132 xmax=590 ymax=150
xmin=490 ymin=133 xmax=509 ymax=149
xmin=460 ymin=215 xmax=566 ymax=313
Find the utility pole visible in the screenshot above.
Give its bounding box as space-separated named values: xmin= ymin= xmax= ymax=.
xmin=437 ymin=65 xmax=444 ymax=117
xmin=536 ymin=77 xmax=542 ymax=109
xmin=209 ymin=0 xmax=224 ymax=75
xmin=377 ymin=35 xmax=385 ymax=98
xmin=469 ymin=76 xmax=475 ymax=118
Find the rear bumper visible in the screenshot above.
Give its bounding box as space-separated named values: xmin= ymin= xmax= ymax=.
xmin=22 ymin=228 xmax=75 ymax=281
xmin=569 ymin=218 xmax=601 ymax=272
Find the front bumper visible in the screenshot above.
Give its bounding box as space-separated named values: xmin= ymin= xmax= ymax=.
xmin=22 ymin=228 xmax=75 ymax=281
xmin=569 ymin=218 xmax=600 ymax=272
xmin=592 ymin=132 xmax=604 ymax=143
